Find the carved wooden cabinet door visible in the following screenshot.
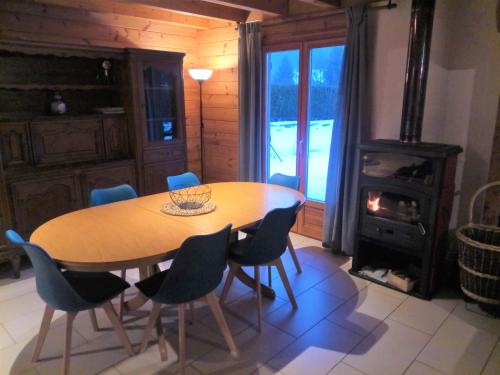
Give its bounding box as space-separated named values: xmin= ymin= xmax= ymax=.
xmin=103 ymin=115 xmax=129 ymax=160
xmin=144 ymin=160 xmax=185 ymax=195
xmin=0 ymin=122 xmax=31 ymax=169
xmin=80 ymin=163 xmax=137 ymax=205
xmin=31 ymin=118 xmax=105 ymax=166
xmin=10 ymin=175 xmax=82 ymax=237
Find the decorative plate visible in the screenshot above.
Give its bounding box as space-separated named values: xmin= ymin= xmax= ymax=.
xmin=161 ymin=201 xmax=216 ymax=216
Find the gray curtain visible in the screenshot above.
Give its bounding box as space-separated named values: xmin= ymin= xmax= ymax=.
xmin=238 ymin=22 xmax=263 ymax=182
xmin=322 ymin=6 xmax=369 ymax=255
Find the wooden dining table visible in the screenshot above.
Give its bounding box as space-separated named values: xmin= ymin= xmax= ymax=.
xmin=30 ymin=181 xmax=306 ymax=297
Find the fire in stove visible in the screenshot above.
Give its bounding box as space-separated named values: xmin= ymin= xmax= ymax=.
xmin=367 ymin=192 xmax=381 ymax=212
xmin=366 ymin=191 xmax=421 ymax=224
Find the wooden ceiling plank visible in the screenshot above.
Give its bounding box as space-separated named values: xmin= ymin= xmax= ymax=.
xmin=29 ymin=0 xmax=224 ymax=29
xmin=201 ymin=0 xmax=288 ymax=15
xmin=296 ymin=0 xmax=341 ymax=7
xmin=118 ymin=0 xmax=249 ymax=22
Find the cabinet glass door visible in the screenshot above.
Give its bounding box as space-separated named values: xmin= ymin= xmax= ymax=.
xmin=143 ymin=66 xmax=177 ymax=142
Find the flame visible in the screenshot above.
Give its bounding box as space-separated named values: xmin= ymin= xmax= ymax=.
xmin=367 ymin=195 xmax=381 ymax=212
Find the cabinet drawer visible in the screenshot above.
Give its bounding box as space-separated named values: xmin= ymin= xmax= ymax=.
xmin=143 ymin=144 xmax=185 ymax=164
xmin=0 ymin=122 xmax=31 ymax=169
xmin=31 ymin=119 xmax=104 ymax=166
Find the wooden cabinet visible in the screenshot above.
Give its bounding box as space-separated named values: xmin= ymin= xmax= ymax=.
xmin=128 ymin=49 xmax=187 ymax=194
xmin=10 ymin=174 xmax=82 ymax=237
xmin=0 ymin=122 xmax=31 ymax=169
xmin=31 ymin=118 xmax=105 ymax=166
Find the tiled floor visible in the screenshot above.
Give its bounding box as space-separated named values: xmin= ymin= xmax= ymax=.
xmin=1 ymin=232 xmax=499 ymax=375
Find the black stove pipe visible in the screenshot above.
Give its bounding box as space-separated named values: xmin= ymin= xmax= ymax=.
xmin=400 ymin=0 xmax=436 ymax=143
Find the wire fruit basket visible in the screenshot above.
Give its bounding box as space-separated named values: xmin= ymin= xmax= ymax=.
xmin=456 ymin=181 xmax=500 ymax=307
xmin=169 ymin=185 xmax=211 ymax=210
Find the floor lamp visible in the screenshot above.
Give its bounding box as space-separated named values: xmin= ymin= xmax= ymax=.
xmin=188 ymin=68 xmax=213 ymax=183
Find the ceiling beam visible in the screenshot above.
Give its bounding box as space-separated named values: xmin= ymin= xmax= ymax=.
xmin=30 ymin=0 xmax=227 ymax=29
xmin=202 ymin=0 xmax=288 ymax=15
xmin=296 ymin=0 xmax=341 ymax=7
xmin=118 ymin=0 xmax=249 ymax=22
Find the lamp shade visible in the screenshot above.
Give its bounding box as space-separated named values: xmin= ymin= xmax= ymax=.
xmin=188 ymin=68 xmax=213 ymax=81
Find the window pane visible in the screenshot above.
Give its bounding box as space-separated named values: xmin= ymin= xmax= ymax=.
xmin=266 ymin=50 xmax=300 ymax=179
xmin=306 ymin=45 xmax=344 ymax=201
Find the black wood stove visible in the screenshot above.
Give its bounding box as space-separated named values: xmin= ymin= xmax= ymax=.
xmin=349 ymin=0 xmax=462 ymax=298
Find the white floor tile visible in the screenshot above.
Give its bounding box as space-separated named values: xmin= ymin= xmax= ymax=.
xmin=0 ymin=323 xmax=15 ymax=350
xmin=0 ymin=292 xmax=45 ymax=324
xmin=4 ymin=307 xmax=65 ymax=343
xmin=343 ymin=319 xmax=430 ymax=375
xmin=327 ymin=362 xmax=367 ymax=375
xmin=482 ymin=337 xmax=500 ymax=375
xmin=417 ymin=314 xmax=498 ymax=375
xmin=327 ymin=287 xmax=404 ymax=336
xmin=389 ymin=293 xmax=457 ymax=335
xmin=403 ymin=361 xmax=444 ymax=375
xmin=0 ymin=270 xmax=36 ymax=303
xmin=271 ymin=264 xmax=330 ymax=301
xmin=315 ymin=270 xmax=370 ymax=301
xmin=191 ymin=322 xmax=295 ymax=375
xmin=266 ymin=319 xmax=362 ymax=375
xmin=265 ymin=288 xmax=344 ymax=338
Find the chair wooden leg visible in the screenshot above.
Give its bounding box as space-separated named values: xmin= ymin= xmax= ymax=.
xmin=188 ymin=301 xmax=195 ymax=324
xmin=156 ymin=311 xmax=168 ymax=361
xmin=89 ymin=309 xmax=99 ymax=331
xmin=119 ymin=269 xmax=126 ymax=321
xmin=63 ymin=311 xmax=77 ymax=375
xmin=268 ymin=266 xmax=272 ymax=287
xmin=220 ymin=262 xmax=238 ymax=304
xmin=32 ymin=304 xmax=55 ymax=363
xmin=178 ymin=303 xmax=186 ymax=375
xmin=275 ymin=258 xmax=298 ymax=309
xmin=206 ymin=292 xmax=239 ymax=357
xmin=139 ymin=302 xmax=161 ymax=353
xmin=102 ymin=302 xmax=134 ymax=356
xmin=255 ymin=266 xmax=262 ymax=332
xmin=287 ymin=235 xmax=302 ymax=273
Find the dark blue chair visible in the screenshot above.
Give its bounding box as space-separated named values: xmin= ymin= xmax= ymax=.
xmin=166 ymin=171 xmax=201 ymax=191
xmin=221 ymin=202 xmax=300 ymax=332
xmin=89 ymin=184 xmax=138 ymax=207
xmin=89 ymin=183 xmax=138 ymax=321
xmin=242 ymin=173 xmax=302 ymax=284
xmin=136 ymin=225 xmax=238 ymax=372
xmin=5 ymin=230 xmax=133 ymax=375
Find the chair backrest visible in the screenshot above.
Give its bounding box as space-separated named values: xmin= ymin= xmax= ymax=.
xmin=167 ymin=172 xmax=201 ymax=191
xmin=5 ymin=230 xmax=91 ymax=311
xmin=152 ymin=224 xmax=232 ymax=304
xmin=247 ymin=202 xmax=301 ymax=265
xmin=269 ymin=173 xmax=300 ymax=191
xmin=89 ymin=184 xmax=138 ymax=207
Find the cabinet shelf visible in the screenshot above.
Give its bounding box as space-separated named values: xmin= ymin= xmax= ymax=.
xmin=0 ymin=83 xmax=118 ymax=91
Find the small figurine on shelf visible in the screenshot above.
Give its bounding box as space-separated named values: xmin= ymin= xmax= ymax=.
xmin=102 ymin=60 xmax=112 ymax=84
xmin=50 ymin=92 xmax=66 ymax=115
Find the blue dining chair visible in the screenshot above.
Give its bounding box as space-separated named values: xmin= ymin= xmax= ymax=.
xmin=166 ymin=171 xmax=201 ymax=191
xmin=221 ymin=202 xmax=300 ymax=332
xmin=5 ymin=230 xmax=133 ymax=375
xmin=89 ymin=183 xmax=138 ymax=321
xmin=242 ymin=173 xmax=302 ymax=285
xmin=89 ymin=184 xmax=138 ymax=207
xmin=136 ymin=225 xmax=238 ymax=374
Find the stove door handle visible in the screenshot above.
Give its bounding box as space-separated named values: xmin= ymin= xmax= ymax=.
xmin=417 ymin=222 xmax=427 ymax=236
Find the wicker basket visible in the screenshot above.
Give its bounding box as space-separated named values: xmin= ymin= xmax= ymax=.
xmin=456 ymin=181 xmax=500 ymax=305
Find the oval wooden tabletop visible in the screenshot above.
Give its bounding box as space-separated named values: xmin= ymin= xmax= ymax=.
xmin=30 ymin=182 xmax=305 ymax=271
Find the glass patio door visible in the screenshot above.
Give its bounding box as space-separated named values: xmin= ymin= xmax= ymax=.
xmin=264 ymin=41 xmax=344 ymax=238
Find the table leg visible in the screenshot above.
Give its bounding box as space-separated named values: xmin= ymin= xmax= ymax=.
xmin=234 ymin=267 xmax=276 ymax=299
